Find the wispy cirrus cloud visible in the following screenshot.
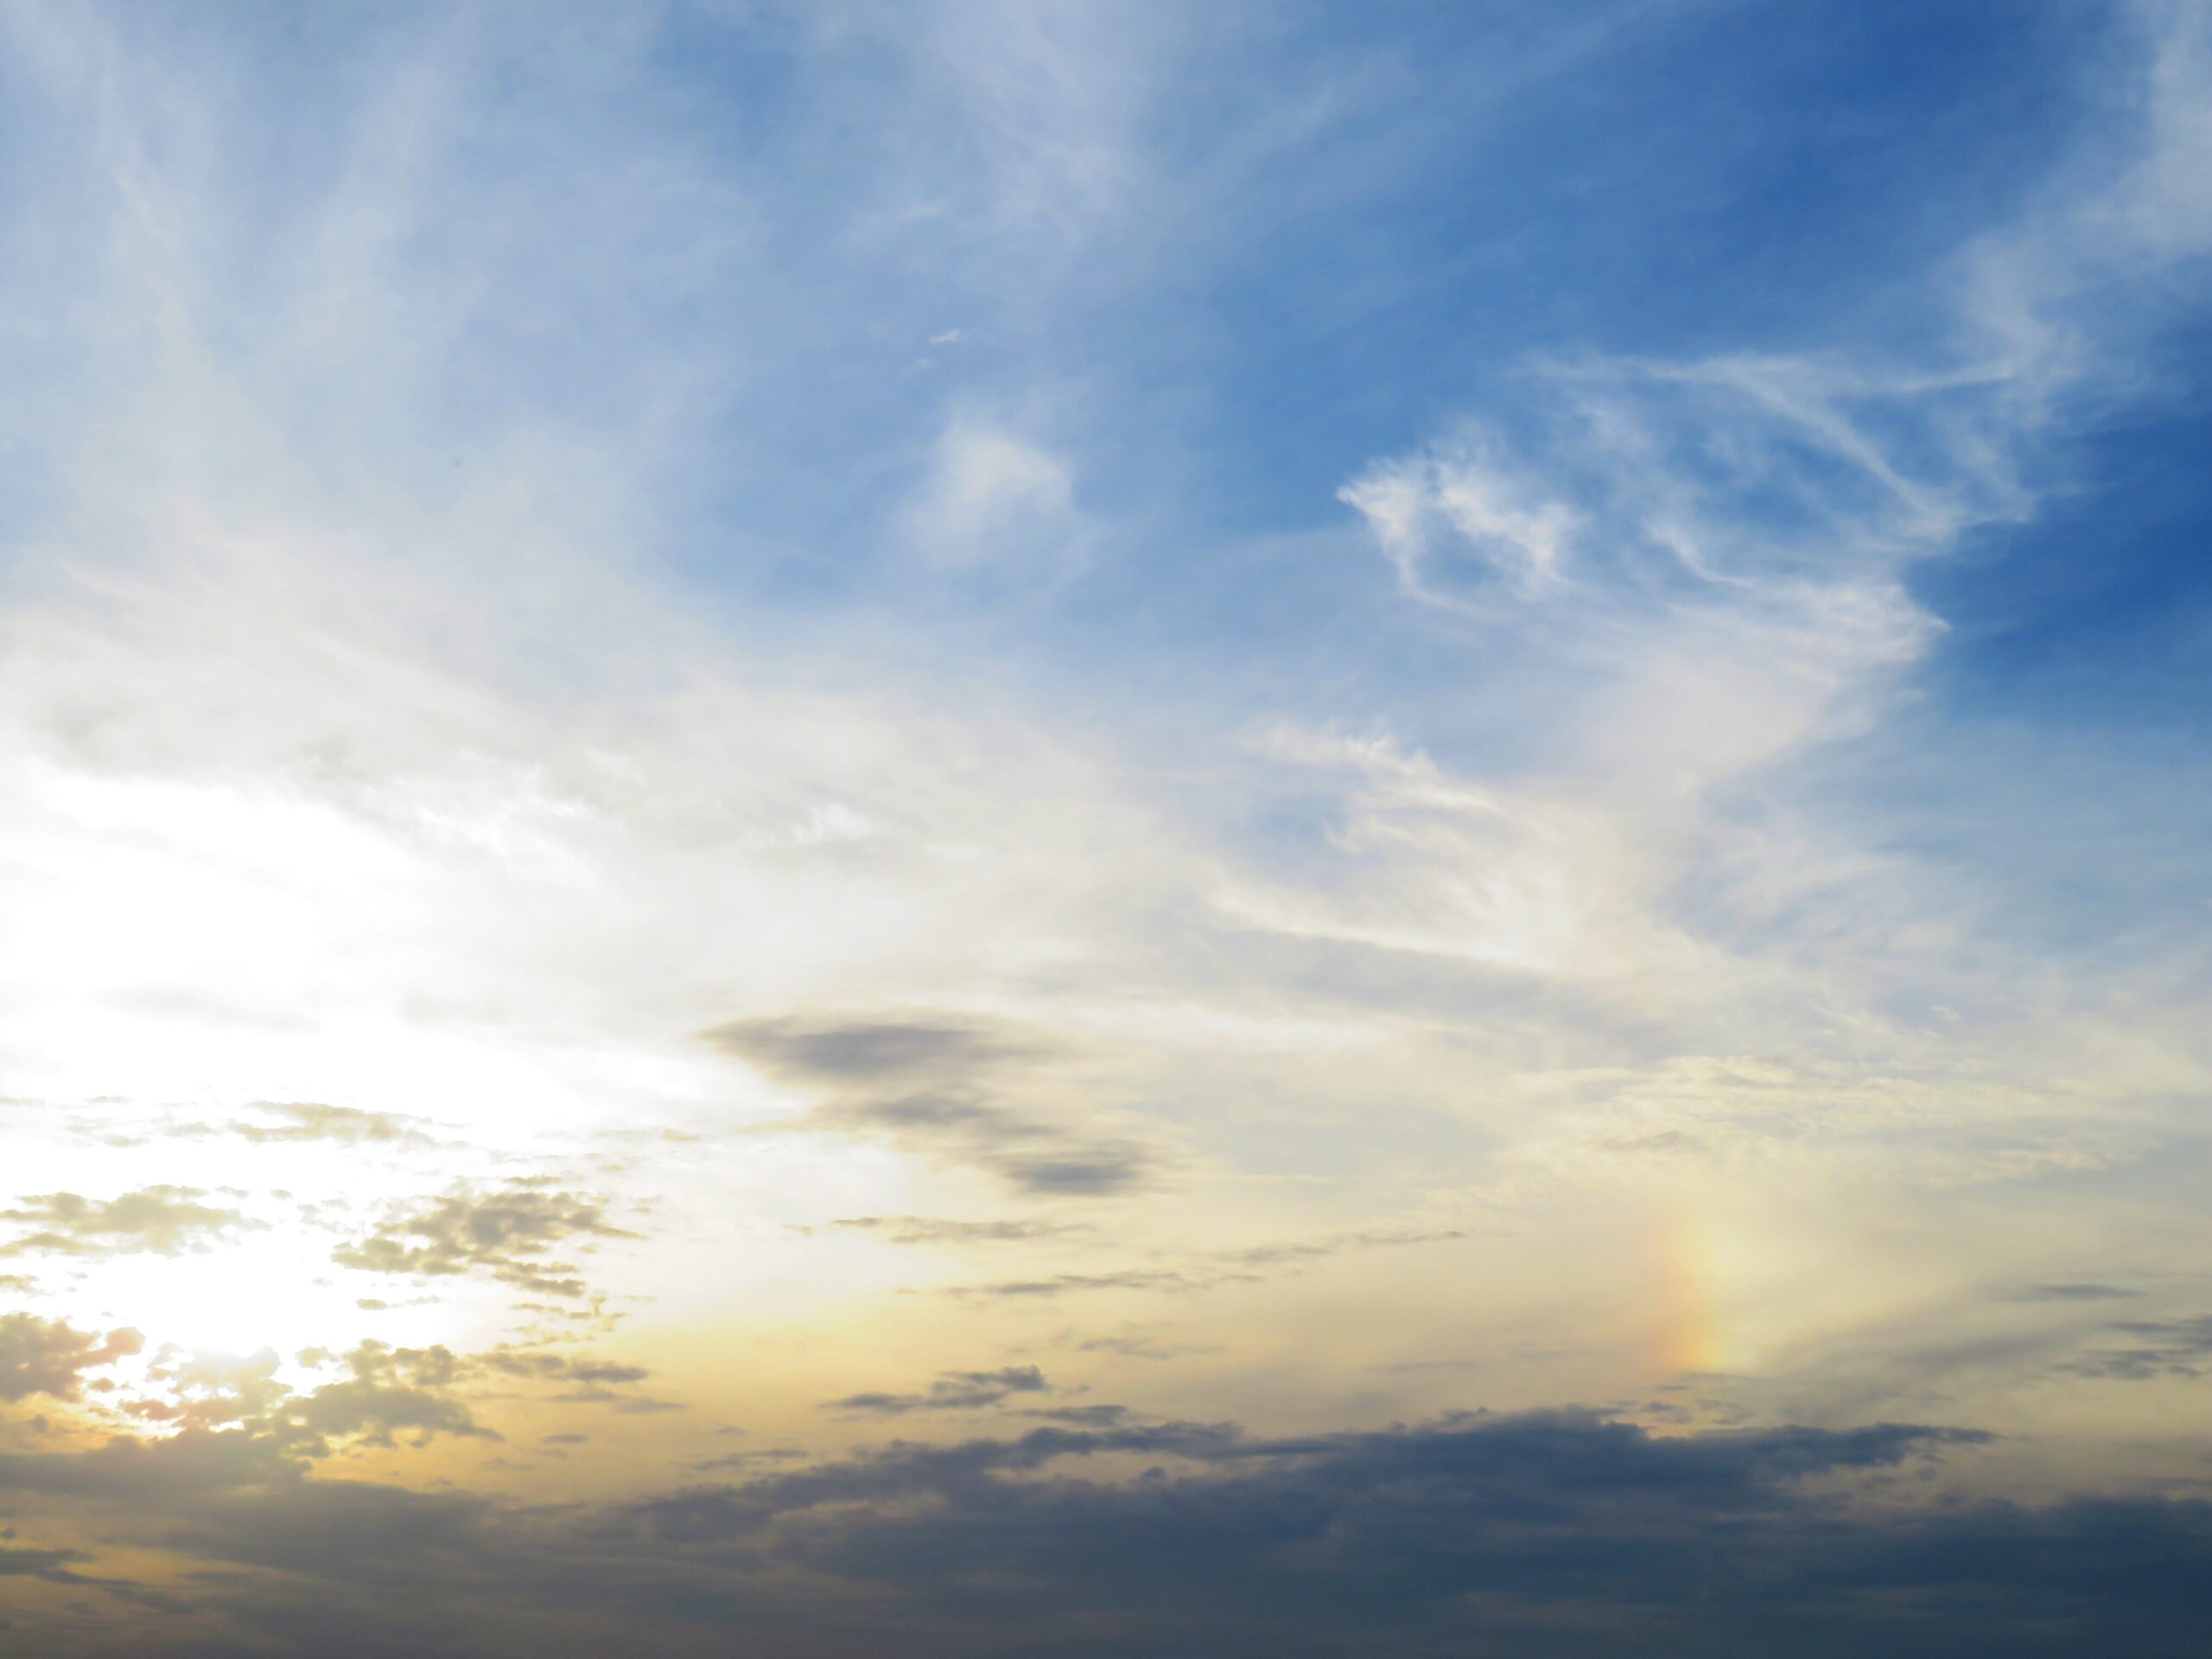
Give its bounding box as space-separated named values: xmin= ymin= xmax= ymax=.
xmin=823 ymin=1215 xmax=1088 ymax=1247
xmin=822 ymin=1364 xmax=1050 ymax=1417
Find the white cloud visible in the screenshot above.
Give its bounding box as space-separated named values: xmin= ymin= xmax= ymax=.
xmin=1338 ymin=433 xmax=1577 ymax=604
xmin=1274 ymin=0 xmax=2212 ymax=1133
xmin=902 ymin=417 xmax=1080 ymax=571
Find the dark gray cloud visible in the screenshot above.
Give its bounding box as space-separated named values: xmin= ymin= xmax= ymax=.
xmin=823 ymin=1366 xmax=1050 ymax=1416
xmin=1 ymin=1187 xmax=258 ymax=1256
xmin=7 ymin=1408 xmax=2212 ymax=1656
xmin=703 ymin=1017 xmax=1046 ymax=1085
xmin=0 ymin=1542 xmax=93 ymax=1584
xmin=707 ymin=1014 xmax=1152 ymax=1198
xmin=332 ymin=1182 xmax=635 ymax=1297
xmin=804 ymin=1095 xmax=1149 ymax=1197
xmin=597 ymin=1413 xmax=2212 ymax=1659
xmin=0 ymin=1314 xmax=143 ymax=1402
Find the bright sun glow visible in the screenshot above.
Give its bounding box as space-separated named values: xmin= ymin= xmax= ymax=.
xmin=78 ymin=1236 xmax=428 ymax=1361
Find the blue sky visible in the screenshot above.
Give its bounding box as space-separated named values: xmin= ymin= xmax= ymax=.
xmin=3 ymin=3 xmax=2212 ymax=1654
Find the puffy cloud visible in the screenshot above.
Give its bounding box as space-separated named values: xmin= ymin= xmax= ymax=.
xmin=0 ymin=1314 xmax=143 ymax=1402
xmin=332 ymin=1183 xmax=634 ymax=1298
xmin=125 ymin=1337 xmax=667 ymax=1453
xmin=286 ymin=1375 xmax=495 ymax=1452
xmin=1 ymin=1187 xmax=258 ymax=1257
xmin=132 ymin=1341 xmax=493 ymax=1455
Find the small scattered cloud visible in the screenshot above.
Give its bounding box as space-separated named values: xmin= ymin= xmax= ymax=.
xmin=826 ymin=1215 xmax=1087 ymax=1247
xmin=2058 ymin=1314 xmax=2212 ymax=1382
xmin=823 ymin=1365 xmax=1050 ymax=1416
xmin=331 ymin=1182 xmax=635 ymax=1298
xmin=1019 ymin=1402 xmax=1129 ymax=1427
xmin=136 ymin=1338 xmax=674 ymax=1453
xmin=0 ymin=1188 xmax=259 ymax=1258
xmin=1340 ymin=430 xmax=1578 ymax=602
xmin=0 ymin=1314 xmax=143 ymax=1402
xmin=232 ymin=1101 xmax=434 ymax=1147
xmin=480 ymin=1352 xmax=651 ymax=1387
xmin=902 ymin=417 xmax=1079 ymax=572
xmin=283 ymin=1343 xmax=500 ymax=1452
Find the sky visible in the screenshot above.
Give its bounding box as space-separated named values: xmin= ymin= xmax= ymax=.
xmin=3 ymin=1 xmax=2212 ymax=1653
